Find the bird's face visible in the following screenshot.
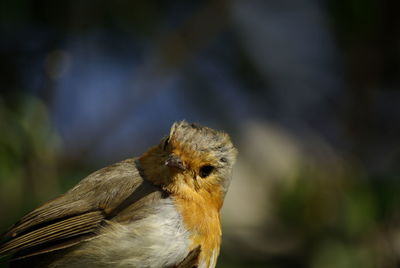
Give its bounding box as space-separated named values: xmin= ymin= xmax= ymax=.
xmin=139 ymin=121 xmax=237 ymax=202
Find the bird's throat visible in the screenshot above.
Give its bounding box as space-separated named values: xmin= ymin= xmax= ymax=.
xmin=173 ymin=189 xmax=222 ymax=267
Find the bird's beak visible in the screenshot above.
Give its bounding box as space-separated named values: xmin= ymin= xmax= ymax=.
xmin=165 ymin=155 xmax=185 ymax=171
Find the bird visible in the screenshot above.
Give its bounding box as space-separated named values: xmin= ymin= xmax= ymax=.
xmin=0 ymin=121 xmax=237 ymax=268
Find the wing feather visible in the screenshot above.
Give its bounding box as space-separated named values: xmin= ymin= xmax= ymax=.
xmin=0 ymin=158 xmax=160 ymax=259
xmin=6 ymin=199 xmax=92 ymax=238
xmin=0 ymin=211 xmax=103 ymax=255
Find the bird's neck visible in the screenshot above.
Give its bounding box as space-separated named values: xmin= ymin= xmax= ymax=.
xmin=173 ymin=187 xmax=222 ymax=267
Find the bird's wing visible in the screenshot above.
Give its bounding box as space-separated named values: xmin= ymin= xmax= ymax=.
xmin=0 ymin=158 xmax=161 ymax=258
xmin=176 ymin=246 xmax=201 ymax=268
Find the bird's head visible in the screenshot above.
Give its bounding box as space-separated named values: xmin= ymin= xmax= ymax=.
xmin=138 ymin=121 xmax=237 ymax=205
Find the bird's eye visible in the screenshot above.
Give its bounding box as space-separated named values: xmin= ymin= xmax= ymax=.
xmin=199 ymin=165 xmax=214 ymax=178
xmin=163 ymin=137 xmax=169 ymax=150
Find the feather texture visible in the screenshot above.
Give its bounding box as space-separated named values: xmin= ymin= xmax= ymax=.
xmin=0 ymin=158 xmax=162 ymax=262
xmin=0 ymin=211 xmax=103 ymax=256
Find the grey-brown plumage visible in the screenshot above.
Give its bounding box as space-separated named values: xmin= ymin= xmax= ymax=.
xmin=1 ymin=159 xmax=158 ymax=265
xmin=0 ymin=121 xmax=237 ymax=268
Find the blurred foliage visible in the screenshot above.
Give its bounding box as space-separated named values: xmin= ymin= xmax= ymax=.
xmin=276 ymin=168 xmax=399 ymax=267
xmin=220 ymin=151 xmax=400 ymax=267
xmin=0 ymin=93 xmax=61 ymax=230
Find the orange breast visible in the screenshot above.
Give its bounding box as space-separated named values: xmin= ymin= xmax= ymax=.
xmin=173 ymin=187 xmax=223 ymax=267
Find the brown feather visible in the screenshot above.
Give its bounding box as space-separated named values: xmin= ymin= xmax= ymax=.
xmin=11 ymin=233 xmax=98 ymax=261
xmin=176 ymin=246 xmax=201 ymax=268
xmin=4 ymin=159 xmax=144 ymax=239
xmin=0 ymin=158 xmax=163 ymax=261
xmin=0 ymin=211 xmax=103 ymax=255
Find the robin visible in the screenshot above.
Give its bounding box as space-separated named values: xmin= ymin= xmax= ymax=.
xmin=0 ymin=121 xmax=237 ymax=268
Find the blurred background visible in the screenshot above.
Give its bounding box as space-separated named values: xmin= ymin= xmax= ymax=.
xmin=1 ymin=0 xmax=400 ymax=267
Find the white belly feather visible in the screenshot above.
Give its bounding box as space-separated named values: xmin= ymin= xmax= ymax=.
xmin=50 ymin=198 xmax=190 ymax=268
